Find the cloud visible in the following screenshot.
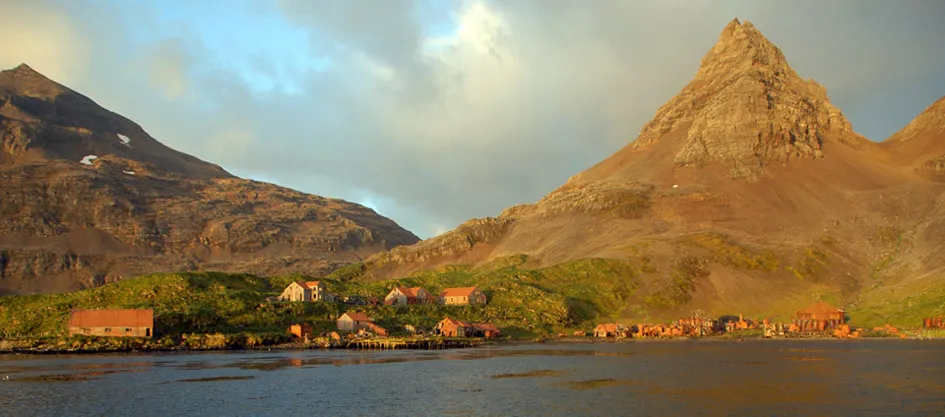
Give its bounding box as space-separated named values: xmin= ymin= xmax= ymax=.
xmin=141 ymin=39 xmax=192 ymax=100
xmin=0 ymin=0 xmax=91 ymax=86
xmin=2 ymin=0 xmax=944 ymax=240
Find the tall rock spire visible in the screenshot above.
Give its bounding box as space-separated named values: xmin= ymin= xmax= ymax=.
xmin=624 ymin=19 xmax=863 ymax=178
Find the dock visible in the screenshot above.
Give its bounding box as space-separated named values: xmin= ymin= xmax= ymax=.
xmin=345 ymin=337 xmax=486 ymax=350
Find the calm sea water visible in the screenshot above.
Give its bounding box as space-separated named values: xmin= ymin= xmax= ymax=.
xmin=0 ymin=340 xmax=943 ymax=416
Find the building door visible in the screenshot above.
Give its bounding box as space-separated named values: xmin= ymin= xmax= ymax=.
xmin=146 ymin=328 xmax=151 ymax=337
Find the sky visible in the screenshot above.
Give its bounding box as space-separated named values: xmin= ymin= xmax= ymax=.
xmin=2 ymin=0 xmax=944 ymax=239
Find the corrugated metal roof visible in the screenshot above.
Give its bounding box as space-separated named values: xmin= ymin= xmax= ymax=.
xmin=798 ymin=301 xmax=844 ymax=315
xmin=342 ymin=312 xmax=374 ymax=322
xmin=69 ymin=309 xmax=154 ymax=328
xmin=440 ymin=287 xmax=479 ymax=297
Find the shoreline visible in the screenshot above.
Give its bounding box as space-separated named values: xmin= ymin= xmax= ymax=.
xmin=3 ymin=334 xmax=940 ymax=356
xmin=0 ymin=336 xmax=499 ymax=356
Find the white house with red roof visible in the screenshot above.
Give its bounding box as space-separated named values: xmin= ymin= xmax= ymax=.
xmin=278 ymin=280 xmax=335 ymax=302
xmin=384 ymin=286 xmax=434 ymax=306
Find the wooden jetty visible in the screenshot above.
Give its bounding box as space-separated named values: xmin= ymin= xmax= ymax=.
xmin=345 ymin=337 xmax=486 ymax=350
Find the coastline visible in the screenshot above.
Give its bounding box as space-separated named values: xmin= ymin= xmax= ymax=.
xmin=4 ymin=333 xmax=941 ymax=356
xmin=0 ymin=336 xmax=499 ymax=355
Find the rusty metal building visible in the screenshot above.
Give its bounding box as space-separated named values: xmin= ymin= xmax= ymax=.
xmin=793 ymin=302 xmax=845 ymax=333
xmin=69 ymin=309 xmax=154 ymax=338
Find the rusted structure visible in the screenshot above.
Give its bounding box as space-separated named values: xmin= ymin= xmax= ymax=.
xmin=360 ymin=322 xmax=388 ymax=337
xmin=793 ymin=302 xmax=845 ymax=333
xmin=832 ymin=324 xmax=860 ymax=339
xmin=436 ymin=317 xmax=473 ymax=337
xmin=434 ymin=317 xmax=500 ymax=338
xmin=337 ymin=312 xmax=375 ymax=332
xmin=796 ymin=301 xmax=845 ymax=322
xmin=594 ymin=323 xmax=629 ymax=338
xmin=923 ymin=317 xmax=945 ymax=329
xmin=438 ymin=287 xmax=488 ymax=306
xmin=69 ymin=309 xmax=154 ymax=338
xmin=288 ymin=323 xmax=314 ymax=339
xmin=724 ymin=314 xmax=753 ymax=331
xmin=470 ymin=323 xmax=501 ymax=338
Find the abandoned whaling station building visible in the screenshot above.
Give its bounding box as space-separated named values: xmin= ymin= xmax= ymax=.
xmin=69 ymin=309 xmax=154 ymax=337
xmin=439 ymin=286 xmax=487 ymax=306
xmin=384 ymin=286 xmax=435 ymax=306
xmin=278 ymin=281 xmax=335 ymax=302
xmin=792 ymin=301 xmax=846 ymax=332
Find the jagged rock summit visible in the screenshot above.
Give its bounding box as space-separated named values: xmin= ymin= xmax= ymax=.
xmin=0 ymin=64 xmax=419 ymax=295
xmin=573 ymin=18 xmax=865 ymax=183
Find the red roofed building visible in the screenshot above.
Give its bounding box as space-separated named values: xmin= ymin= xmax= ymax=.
xmin=337 ymin=312 xmax=375 ymax=332
xmin=288 ymin=323 xmax=314 ymax=339
xmin=470 ymin=323 xmax=501 ymax=338
xmin=361 ymin=322 xmax=389 ymax=337
xmin=384 ymin=287 xmax=434 ymax=306
xmin=69 ymin=309 xmax=154 ymax=338
xmin=436 ymin=317 xmax=473 ymax=337
xmin=439 ymin=287 xmax=487 ymax=306
xmin=594 ymin=323 xmax=629 ymax=338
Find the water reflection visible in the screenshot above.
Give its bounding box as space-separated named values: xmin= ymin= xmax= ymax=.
xmin=0 ymin=340 xmax=942 ymax=416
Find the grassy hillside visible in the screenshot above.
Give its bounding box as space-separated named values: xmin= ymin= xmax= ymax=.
xmin=2 ymin=250 xmax=938 ymax=344
xmin=0 ymin=256 xmax=652 ymax=341
xmin=0 ymin=272 xmax=336 ymax=340
xmin=846 ymin=271 xmax=945 ymax=329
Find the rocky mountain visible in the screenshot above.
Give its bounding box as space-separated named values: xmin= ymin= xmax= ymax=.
xmin=359 ymin=19 xmax=945 ymax=321
xmin=881 ymin=97 xmax=945 ymax=181
xmin=0 ymin=64 xmax=419 ymax=295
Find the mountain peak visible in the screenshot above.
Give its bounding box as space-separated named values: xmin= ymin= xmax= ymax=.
xmin=696 ymin=18 xmax=796 ymax=86
xmin=1 ymin=63 xmax=67 ymax=98
xmin=4 ymin=63 xmax=50 ymax=81
xmin=587 ymin=19 xmax=866 ymax=180
xmin=888 ymin=96 xmax=945 ymax=143
xmin=11 ymin=63 xmax=37 ymax=73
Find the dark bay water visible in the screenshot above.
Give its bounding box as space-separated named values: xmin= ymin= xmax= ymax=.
xmin=1 ymin=340 xmax=943 ymax=416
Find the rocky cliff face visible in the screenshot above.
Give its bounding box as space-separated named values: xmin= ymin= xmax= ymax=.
xmin=0 ymin=65 xmax=419 ymax=295
xmin=574 ymin=19 xmax=865 ymax=183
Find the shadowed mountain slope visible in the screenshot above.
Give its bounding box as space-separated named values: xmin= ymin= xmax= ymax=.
xmin=0 ymin=64 xmax=419 ymax=295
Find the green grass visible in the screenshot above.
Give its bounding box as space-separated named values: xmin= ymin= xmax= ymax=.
xmin=847 ymin=274 xmax=945 ymax=329
xmin=0 ymin=256 xmax=651 ymax=341
xmin=680 ymin=233 xmax=781 ymax=272
xmin=0 ymin=272 xmax=336 ymax=340
xmin=3 ymin=248 xmax=938 ymax=344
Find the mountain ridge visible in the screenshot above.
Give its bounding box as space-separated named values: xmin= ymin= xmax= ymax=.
xmin=0 ymin=65 xmax=419 ymax=295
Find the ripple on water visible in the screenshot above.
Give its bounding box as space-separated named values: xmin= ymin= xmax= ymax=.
xmin=492 ymin=370 xmax=565 ymax=379
xmin=176 ymin=376 xmax=255 ymax=383
xmin=561 ymin=378 xmax=640 ymax=390
xmin=9 ymin=368 xmax=146 ymax=382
